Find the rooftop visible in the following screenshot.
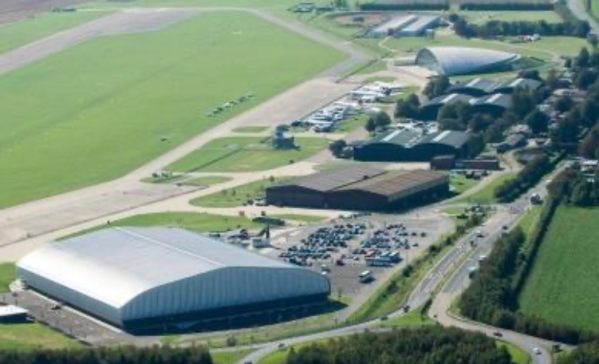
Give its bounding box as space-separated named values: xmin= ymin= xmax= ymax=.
xmin=335 ymin=169 xmax=447 ymax=197
xmin=17 ymin=227 xmax=292 ymax=307
xmin=274 ymin=164 xmax=385 ymax=192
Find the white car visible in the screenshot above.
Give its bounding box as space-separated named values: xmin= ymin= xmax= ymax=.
xmin=533 ymin=347 xmax=542 ymax=355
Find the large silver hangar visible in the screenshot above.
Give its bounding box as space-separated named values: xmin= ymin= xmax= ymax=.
xmin=416 ymin=46 xmax=519 ymax=76
xmin=17 ymin=227 xmax=330 ymax=331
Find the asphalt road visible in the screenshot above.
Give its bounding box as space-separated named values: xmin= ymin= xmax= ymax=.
xmin=568 ymin=0 xmax=599 ymax=33
xmin=237 ymin=171 xmax=568 ymax=364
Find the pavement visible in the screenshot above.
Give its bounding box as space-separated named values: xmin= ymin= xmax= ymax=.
xmin=568 ymin=0 xmax=599 ymax=33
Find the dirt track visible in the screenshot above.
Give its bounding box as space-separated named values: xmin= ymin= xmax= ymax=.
xmin=0 ymin=0 xmax=90 ymax=24
xmin=0 ymin=8 xmax=197 ymax=76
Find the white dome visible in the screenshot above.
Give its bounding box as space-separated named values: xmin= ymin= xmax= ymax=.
xmin=416 ymin=46 xmax=519 ymax=76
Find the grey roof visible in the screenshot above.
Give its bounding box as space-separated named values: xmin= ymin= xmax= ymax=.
xmin=419 ymin=130 xmax=470 ymax=149
xmin=368 ymin=129 xmax=470 ymax=150
xmin=274 ymin=164 xmax=385 ymax=192
xmin=398 ymin=15 xmax=441 ymax=34
xmin=495 ymin=77 xmax=542 ymax=92
xmin=416 ymin=46 xmax=519 ymax=76
xmin=425 ymin=93 xmax=475 ymax=107
xmin=448 ymin=78 xmax=499 ymax=94
xmin=17 ymin=227 xmax=292 ymax=308
xmin=469 ymin=93 xmax=513 ymax=109
xmin=371 ymin=14 xmax=418 ymax=35
xmin=334 ymin=170 xmax=447 ymax=198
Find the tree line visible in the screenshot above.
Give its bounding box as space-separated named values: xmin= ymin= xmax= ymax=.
xmin=459 ymin=2 xmax=554 ymax=11
xmin=494 ymin=153 xmax=557 ymax=202
xmin=549 ymin=167 xmax=599 ymax=206
xmin=359 ymin=2 xmax=449 ymax=11
xmin=450 ymin=13 xmax=590 ymax=38
xmin=0 ymin=346 xmax=212 ymax=364
xmin=286 ymin=326 xmax=513 ymax=364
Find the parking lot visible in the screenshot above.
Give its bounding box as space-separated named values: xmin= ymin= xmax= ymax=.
xmin=267 ymin=211 xmax=454 ymax=308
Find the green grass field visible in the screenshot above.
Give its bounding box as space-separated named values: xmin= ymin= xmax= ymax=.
xmin=169 ymin=137 xmax=328 ymax=173
xmin=191 ymin=177 xmax=283 ymax=207
xmin=212 ymin=349 xmax=255 ymax=364
xmin=454 ymin=172 xmax=517 ymax=205
xmin=0 ymin=11 xmax=111 ymax=54
xmin=519 ymin=206 xmax=599 ymax=331
xmin=0 ymin=323 xmax=81 ymax=350
xmin=112 ymin=212 xmax=264 ymax=232
xmin=450 ymin=174 xmax=479 ymax=195
xmin=270 ymin=214 xmax=328 ymax=223
xmin=233 ymin=126 xmax=271 ymax=133
xmin=0 ymin=263 xmax=16 ymax=293
xmin=0 ymin=11 xmax=343 ymax=208
xmin=497 ymin=341 xmax=531 ymax=364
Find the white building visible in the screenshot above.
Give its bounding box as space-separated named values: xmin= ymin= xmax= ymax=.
xmin=17 ymin=227 xmax=330 ymax=331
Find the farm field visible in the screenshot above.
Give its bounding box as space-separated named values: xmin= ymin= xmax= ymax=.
xmin=0 ymin=11 xmax=111 ymax=54
xmin=0 ymin=11 xmax=344 ymax=208
xmin=112 ymin=212 xmax=265 ymax=232
xmin=169 ymin=137 xmax=328 ymax=173
xmin=519 ymin=206 xmax=599 ymax=331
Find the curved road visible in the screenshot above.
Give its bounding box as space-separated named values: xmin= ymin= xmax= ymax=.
xmin=237 ymin=174 xmax=567 ymax=364
xmin=568 ymin=0 xmax=599 ymax=33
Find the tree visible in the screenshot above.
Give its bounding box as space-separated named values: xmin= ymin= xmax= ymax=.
xmin=373 ymin=111 xmax=391 ymax=129
xmin=575 ymin=68 xmax=598 ymax=90
xmin=525 ymin=109 xmax=549 ymax=134
xmin=555 ymin=95 xmax=575 ymax=113
xmin=328 ymin=139 xmax=347 ymax=157
xmin=424 ymin=75 xmax=450 ymax=99
xmin=511 ymin=88 xmax=537 ymax=119
xmin=485 ymin=122 xmax=504 ymax=143
xmin=395 ymin=94 xmax=420 ymax=119
xmin=365 ymin=117 xmax=376 ymax=132
xmin=579 ymin=125 xmax=599 ymax=159
xmin=467 ymin=133 xmax=486 ymax=158
xmin=576 ymin=47 xmax=590 ymax=68
xmin=468 ymin=113 xmax=493 ymax=132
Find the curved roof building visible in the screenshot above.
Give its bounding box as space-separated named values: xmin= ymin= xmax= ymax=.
xmin=17 ymin=227 xmax=330 ymax=331
xmin=416 ymin=46 xmax=519 ymax=76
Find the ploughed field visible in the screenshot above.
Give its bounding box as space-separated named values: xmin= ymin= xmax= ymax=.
xmin=518 ymin=205 xmax=599 ymax=331
xmin=0 ymin=11 xmax=343 ymax=208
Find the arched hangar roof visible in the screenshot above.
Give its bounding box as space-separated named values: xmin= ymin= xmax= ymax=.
xmin=416 ymin=46 xmax=519 ymax=76
xmin=17 ymin=227 xmax=330 ymax=326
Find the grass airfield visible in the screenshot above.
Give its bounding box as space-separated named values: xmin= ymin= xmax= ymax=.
xmin=0 ymin=10 xmax=343 ymax=208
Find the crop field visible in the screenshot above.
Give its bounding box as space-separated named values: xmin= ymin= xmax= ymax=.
xmin=169 ymin=137 xmax=328 ymax=173
xmin=519 ymin=206 xmax=599 ymax=331
xmin=0 ymin=11 xmax=343 ymax=208
xmin=0 ymin=11 xmax=111 ymax=54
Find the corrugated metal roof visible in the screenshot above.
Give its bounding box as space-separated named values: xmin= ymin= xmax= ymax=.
xmin=426 ymin=93 xmax=474 ymax=106
xmin=273 ymin=164 xmax=385 ymax=192
xmin=334 ymin=170 xmax=447 ymax=198
xmin=496 ymin=77 xmax=542 ymax=91
xmin=470 ymin=93 xmax=512 ymax=109
xmin=17 ymin=227 xmax=292 ymax=308
xmin=370 ymin=129 xmax=469 ymax=150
